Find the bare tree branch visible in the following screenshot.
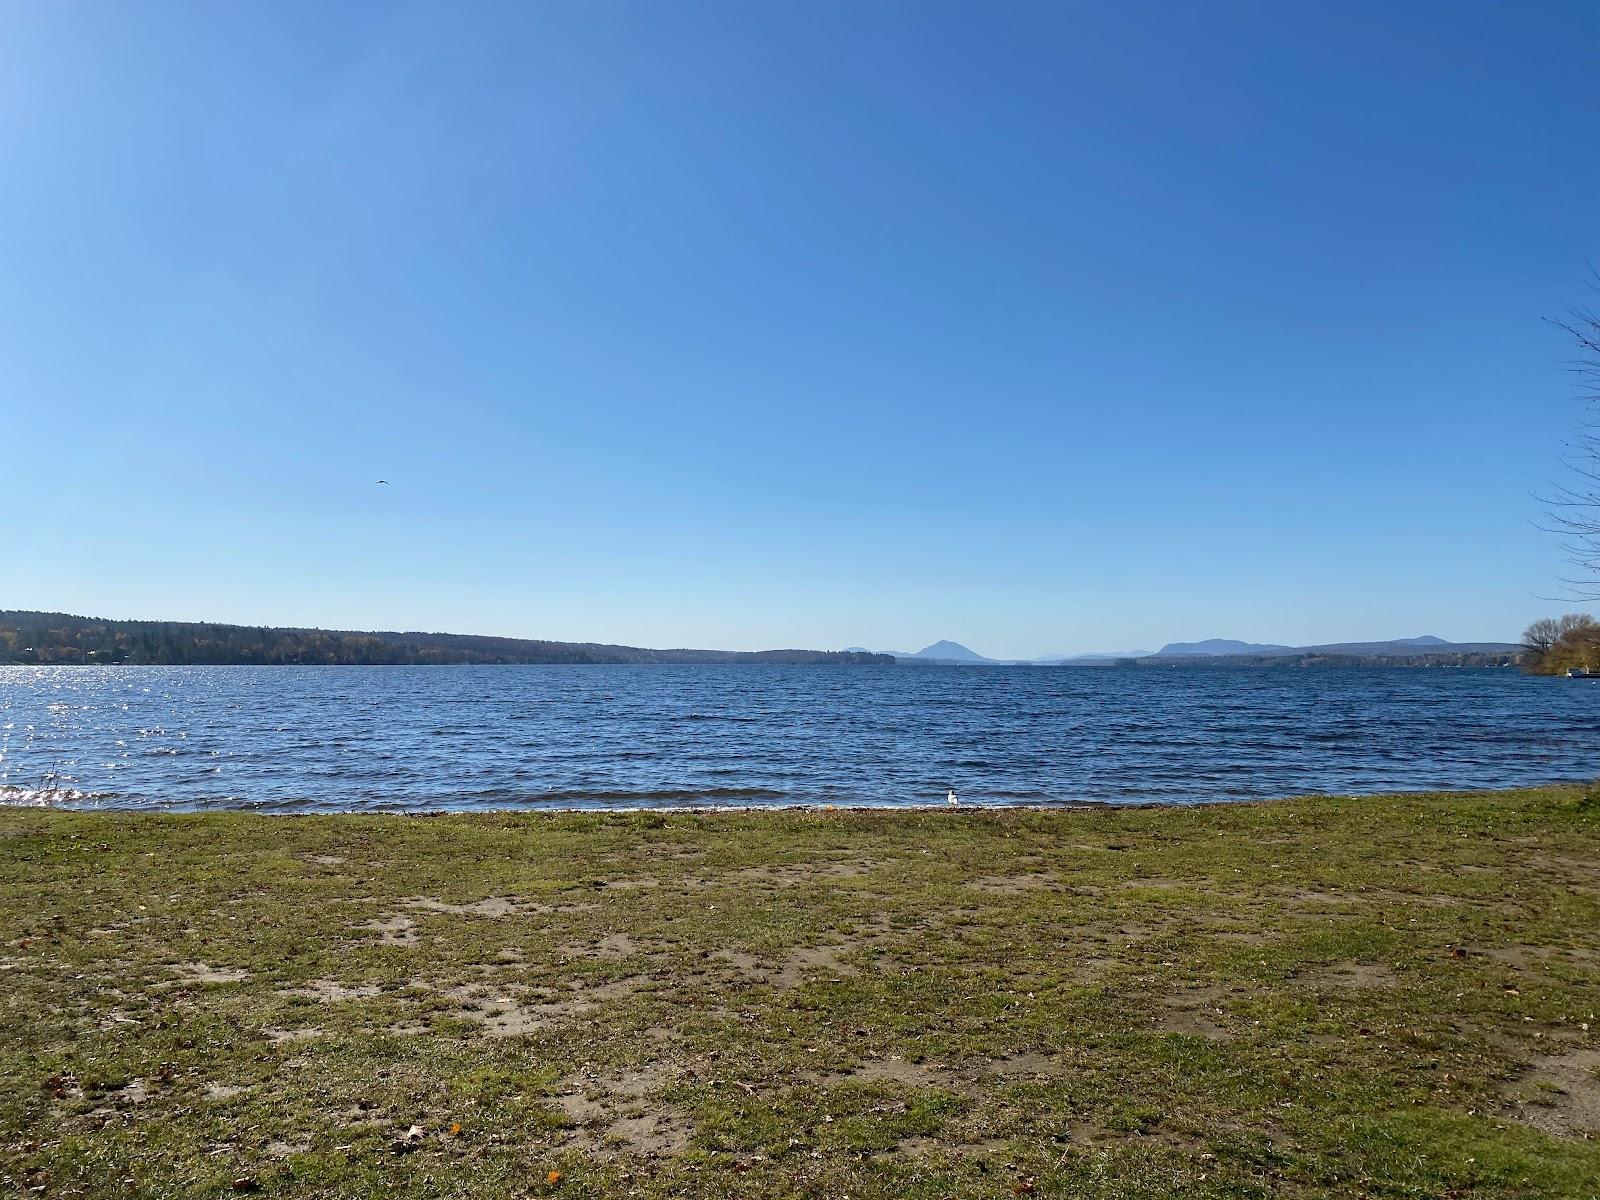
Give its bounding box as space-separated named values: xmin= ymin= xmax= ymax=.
xmin=1539 ymin=279 xmax=1600 ymax=600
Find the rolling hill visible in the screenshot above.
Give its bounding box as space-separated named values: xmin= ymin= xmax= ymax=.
xmin=849 ymin=635 xmax=1521 ymax=667
xmin=0 ymin=612 xmax=896 ymax=667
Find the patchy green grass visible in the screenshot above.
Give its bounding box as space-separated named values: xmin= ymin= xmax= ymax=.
xmin=2 ymin=787 xmax=1598 ymax=1199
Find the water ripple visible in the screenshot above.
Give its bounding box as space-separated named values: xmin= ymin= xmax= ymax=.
xmin=0 ymin=664 xmax=1594 ymax=812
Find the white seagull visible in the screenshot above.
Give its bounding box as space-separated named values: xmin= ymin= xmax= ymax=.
xmin=946 ymin=789 xmax=959 ymax=806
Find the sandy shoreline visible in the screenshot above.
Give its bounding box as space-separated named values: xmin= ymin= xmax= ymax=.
xmin=6 ymin=775 xmax=1597 ymax=817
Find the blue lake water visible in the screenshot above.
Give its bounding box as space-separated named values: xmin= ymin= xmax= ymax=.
xmin=0 ymin=665 xmax=1594 ymax=812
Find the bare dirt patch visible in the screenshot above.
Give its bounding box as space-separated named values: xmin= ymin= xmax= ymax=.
xmin=1061 ymin=954 xmax=1123 ymax=984
xmin=1160 ymin=1007 xmax=1233 ymax=1039
xmin=1527 ymin=852 xmax=1600 ymax=880
xmin=736 ymin=860 xmax=880 ymax=886
xmin=983 ymin=1052 xmax=1059 ymax=1079
xmin=894 ymin=1134 xmax=1014 ymax=1159
xmin=1283 ymin=889 xmax=1359 ymax=911
xmin=263 ymin=1027 xmax=325 ymax=1045
xmin=818 ymin=1057 xmax=948 ymax=1089
xmin=1480 ymin=945 xmax=1543 ymax=971
xmin=307 ymin=854 xmax=346 ymax=866
xmin=566 ymin=977 xmax=644 ymax=1006
xmin=472 ymin=1001 xmax=548 ymax=1038
xmin=561 ymin=932 xmax=639 ymax=961
xmin=405 ymin=896 xmax=528 ymax=918
xmin=966 ymin=872 xmax=1058 ymax=895
xmin=1209 ymin=929 xmax=1276 ymax=946
xmin=553 ymin=1063 xmax=690 ymax=1157
xmin=1120 ymin=878 xmax=1191 ymax=892
xmin=647 ymin=845 xmax=706 ymax=860
xmin=278 ymin=980 xmax=381 ymax=1003
xmin=1309 ymin=962 xmax=1399 ymax=990
xmin=168 ymin=961 xmax=250 ymax=984
xmin=1498 ymin=1042 xmax=1600 ymax=1138
xmin=445 ymin=976 xmax=646 ymax=1036
xmin=604 ymin=1112 xmax=690 ymax=1155
xmin=464 ymin=949 xmax=528 ymax=975
xmin=443 ymin=983 xmax=550 ymax=1036
xmin=113 ymin=1080 xmax=150 ymax=1104
xmin=1158 ymin=988 xmax=1234 ymax=1039
xmin=774 ymin=945 xmax=857 ymax=988
xmin=711 ymin=948 xmax=762 ymax=973
xmin=710 ymin=944 xmax=857 ymax=989
xmin=355 ymin=914 xmax=417 ymax=945
xmin=1481 ymin=944 xmax=1600 ymax=973
xmin=1370 ymin=888 xmax=1474 ymax=910
xmin=1105 ymin=918 xmax=1187 ymax=944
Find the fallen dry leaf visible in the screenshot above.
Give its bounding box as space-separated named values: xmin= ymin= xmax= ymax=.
xmin=390 ymin=1125 xmax=427 ymax=1155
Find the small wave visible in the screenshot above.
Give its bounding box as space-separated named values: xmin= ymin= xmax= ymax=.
xmin=0 ymin=784 xmax=122 ymax=808
xmin=526 ymin=786 xmax=788 ymax=805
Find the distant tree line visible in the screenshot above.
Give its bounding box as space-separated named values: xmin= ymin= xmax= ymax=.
xmin=0 ymin=612 xmax=894 ymax=667
xmin=1132 ymin=650 xmax=1521 ymax=669
xmin=1521 ymin=614 xmax=1599 ymax=674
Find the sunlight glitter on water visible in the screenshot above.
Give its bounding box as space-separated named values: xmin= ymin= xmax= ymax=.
xmin=0 ymin=664 xmax=1594 ymax=813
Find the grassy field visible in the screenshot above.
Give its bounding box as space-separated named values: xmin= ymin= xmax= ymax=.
xmin=2 ymin=786 xmax=1598 ymax=1199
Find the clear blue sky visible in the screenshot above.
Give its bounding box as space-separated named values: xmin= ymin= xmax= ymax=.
xmin=4 ymin=1 xmax=1597 ymax=657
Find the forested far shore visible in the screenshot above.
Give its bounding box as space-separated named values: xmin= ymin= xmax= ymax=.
xmin=9 ymin=609 xmax=1596 ymax=672
xmin=1520 ymin=614 xmax=1599 ymax=675
xmin=1133 ymin=650 xmax=1522 ymax=669
xmin=0 ymin=612 xmax=894 ymax=667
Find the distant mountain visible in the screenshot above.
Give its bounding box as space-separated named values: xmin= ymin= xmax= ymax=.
xmin=859 ymin=642 xmax=1156 ymax=666
xmin=1285 ymin=638 xmax=1520 ymax=658
xmin=1156 ymin=639 xmax=1293 ymax=657
xmin=846 ymin=640 xmax=1000 ymax=664
xmin=846 ymin=634 xmax=1521 ymax=668
xmin=909 ymin=640 xmax=992 ymax=662
xmin=1143 ymin=635 xmax=1521 ymax=666
xmin=1152 ymin=635 xmax=1518 ymax=659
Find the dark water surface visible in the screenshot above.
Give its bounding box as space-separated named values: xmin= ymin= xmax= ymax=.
xmin=0 ymin=665 xmax=1594 ymax=812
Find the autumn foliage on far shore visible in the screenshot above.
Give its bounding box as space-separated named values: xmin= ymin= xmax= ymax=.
xmin=1521 ymin=613 xmax=1600 ymax=673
